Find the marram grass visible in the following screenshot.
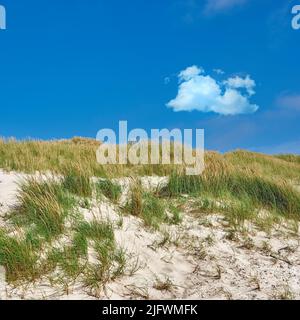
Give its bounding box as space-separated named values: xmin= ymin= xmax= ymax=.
xmin=1 ymin=138 xmax=299 ymax=182
xmin=165 ymin=170 xmax=300 ymax=219
xmin=0 ymin=137 xmax=300 ymax=286
xmin=0 ymin=177 xmax=122 ymax=284
xmin=9 ymin=178 xmax=77 ymax=240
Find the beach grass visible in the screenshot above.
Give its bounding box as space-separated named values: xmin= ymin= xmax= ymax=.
xmin=0 ymin=137 xmax=300 ymax=287
xmin=96 ymin=179 xmax=122 ymax=203
xmin=0 ymin=175 xmax=124 ymax=285
xmin=9 ymin=178 xmax=77 ymax=240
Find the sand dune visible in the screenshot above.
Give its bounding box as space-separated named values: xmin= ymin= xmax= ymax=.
xmin=0 ymin=170 xmax=300 ymax=300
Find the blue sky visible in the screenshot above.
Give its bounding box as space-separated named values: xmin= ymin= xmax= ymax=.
xmin=0 ymin=0 xmax=299 ymax=153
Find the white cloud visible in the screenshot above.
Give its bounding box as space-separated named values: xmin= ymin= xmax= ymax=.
xmin=224 ymin=75 xmax=256 ymax=96
xmin=204 ymin=0 xmax=248 ymax=14
xmin=178 ymin=65 xmax=204 ymax=81
xmin=166 ymin=65 xmax=259 ymax=115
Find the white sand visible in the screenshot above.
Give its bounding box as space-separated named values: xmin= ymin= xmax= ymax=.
xmin=0 ymin=170 xmax=300 ymax=300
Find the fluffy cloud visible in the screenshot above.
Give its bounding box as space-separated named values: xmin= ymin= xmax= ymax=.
xmin=204 ymin=0 xmax=248 ymax=14
xmin=178 ymin=65 xmax=204 ymax=81
xmin=166 ymin=65 xmax=259 ymax=115
xmin=224 ymin=75 xmax=256 ymax=96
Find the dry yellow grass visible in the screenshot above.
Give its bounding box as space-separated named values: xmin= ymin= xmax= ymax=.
xmin=0 ymin=138 xmax=299 ymax=184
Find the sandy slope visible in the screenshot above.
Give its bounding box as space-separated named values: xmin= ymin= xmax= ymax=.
xmin=0 ymin=170 xmax=300 ymax=300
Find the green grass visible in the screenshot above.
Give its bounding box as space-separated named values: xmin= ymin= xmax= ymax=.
xmin=75 ymin=221 xmax=124 ymax=295
xmin=46 ymin=221 xmax=121 ymax=284
xmin=0 ymin=219 xmax=123 ymax=284
xmin=168 ymin=204 xmax=183 ymax=225
xmin=0 ymin=177 xmax=125 ymax=287
xmin=9 ymin=178 xmax=76 ymax=240
xmin=124 ymin=180 xmax=175 ymax=229
xmin=0 ymin=229 xmax=39 ymax=282
xmin=125 ymin=179 xmax=143 ymax=217
xmin=0 ymin=178 xmax=79 ymax=282
xmin=62 ymin=165 xmax=93 ymax=198
xmin=164 ymin=171 xmax=300 ymax=221
xmin=96 ymin=179 xmax=122 ymax=203
xmin=83 ymin=248 xmax=126 ymax=298
xmin=141 ymin=192 xmax=168 ymax=229
xmin=75 ymin=221 xmax=115 ymax=245
xmin=47 ymin=246 xmax=86 ymax=279
xmin=191 ymin=196 xmax=256 ymax=228
xmin=1 ymin=138 xmax=300 ymax=288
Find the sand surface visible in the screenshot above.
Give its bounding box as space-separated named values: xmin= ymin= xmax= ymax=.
xmin=0 ymin=170 xmax=300 ymax=300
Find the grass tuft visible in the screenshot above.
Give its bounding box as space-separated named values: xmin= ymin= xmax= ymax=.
xmin=0 ymin=229 xmax=38 ymax=282
xmin=125 ymin=179 xmax=143 ymax=217
xmin=9 ymin=178 xmax=76 ymax=240
xmin=124 ymin=179 xmax=170 ymax=229
xmin=165 ymin=171 xmax=300 ymax=219
xmin=96 ymin=179 xmax=122 ymax=203
xmin=62 ymin=165 xmax=93 ymax=198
